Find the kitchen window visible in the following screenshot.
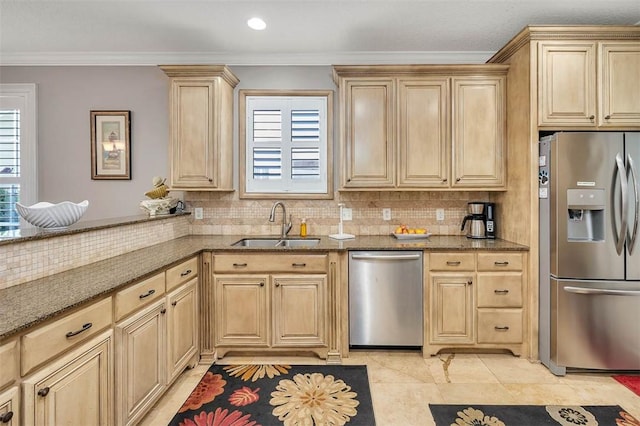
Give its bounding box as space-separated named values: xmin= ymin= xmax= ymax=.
xmin=0 ymin=84 xmax=37 ymax=232
xmin=239 ymin=90 xmax=333 ymax=199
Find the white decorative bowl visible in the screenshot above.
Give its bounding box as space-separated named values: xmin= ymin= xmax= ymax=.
xmin=15 ymin=200 xmax=89 ymax=229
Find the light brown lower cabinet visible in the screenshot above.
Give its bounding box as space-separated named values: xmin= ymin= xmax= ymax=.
xmin=0 ymin=386 xmax=19 ymax=426
xmin=214 ymin=273 xmax=328 ymax=358
xmin=116 ymin=299 xmax=167 ymax=426
xmin=425 ymin=251 xmax=527 ymax=357
xmin=167 ymin=278 xmax=199 ymax=383
xmin=22 ymin=330 xmax=113 ymax=426
xmin=116 ymin=278 xmax=199 ymax=426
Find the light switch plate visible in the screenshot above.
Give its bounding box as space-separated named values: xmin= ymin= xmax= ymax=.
xmin=194 ymin=207 xmax=203 ymax=220
xmin=436 ymin=208 xmax=445 ymax=221
xmin=342 ymin=207 xmax=352 ymax=221
xmin=382 ymin=208 xmax=391 ymax=220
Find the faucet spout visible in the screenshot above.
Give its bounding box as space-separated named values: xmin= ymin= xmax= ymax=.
xmin=269 ymin=201 xmax=291 ymax=238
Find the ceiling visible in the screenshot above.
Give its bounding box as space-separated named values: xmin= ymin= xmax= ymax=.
xmin=1 ymin=0 xmax=639 ymax=66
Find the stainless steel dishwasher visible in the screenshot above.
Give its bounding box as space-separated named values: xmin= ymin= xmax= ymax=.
xmin=349 ymin=251 xmax=423 ymax=347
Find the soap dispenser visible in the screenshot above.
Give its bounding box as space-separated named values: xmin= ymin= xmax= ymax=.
xmin=300 ymin=218 xmax=307 ymax=237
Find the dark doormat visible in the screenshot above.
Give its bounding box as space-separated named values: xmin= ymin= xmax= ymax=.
xmin=169 ymin=364 xmax=376 ymax=426
xmin=429 ymin=404 xmax=638 ymax=425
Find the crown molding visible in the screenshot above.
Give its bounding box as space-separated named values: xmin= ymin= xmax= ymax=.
xmin=0 ymin=51 xmax=494 ymax=66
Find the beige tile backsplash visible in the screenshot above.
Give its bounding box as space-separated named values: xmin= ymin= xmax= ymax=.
xmin=2 ymin=191 xmax=490 ymax=289
xmin=1 ymin=216 xmax=190 ymax=289
xmin=185 ymin=191 xmax=489 ymax=237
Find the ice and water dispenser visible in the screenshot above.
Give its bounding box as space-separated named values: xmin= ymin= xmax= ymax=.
xmin=566 ymin=188 xmax=605 ymax=242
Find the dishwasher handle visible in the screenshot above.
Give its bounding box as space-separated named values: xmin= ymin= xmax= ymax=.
xmin=351 ymin=253 xmax=422 ymax=261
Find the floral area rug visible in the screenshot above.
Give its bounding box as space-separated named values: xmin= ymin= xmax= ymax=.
xmin=429 ymin=404 xmax=639 ymax=426
xmin=613 ymin=375 xmax=640 ymax=397
xmin=169 ymin=364 xmax=376 ymax=426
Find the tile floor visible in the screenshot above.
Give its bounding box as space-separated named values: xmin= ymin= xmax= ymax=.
xmin=140 ymin=350 xmax=640 ymax=425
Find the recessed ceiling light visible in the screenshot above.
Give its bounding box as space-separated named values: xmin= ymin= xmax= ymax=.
xmin=247 ymin=17 xmax=266 ymax=31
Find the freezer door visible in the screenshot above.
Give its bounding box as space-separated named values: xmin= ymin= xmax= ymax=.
xmin=551 ymin=132 xmax=625 ymax=279
xmin=551 ymin=278 xmax=640 ymax=370
xmin=625 ymin=132 xmax=640 ymax=280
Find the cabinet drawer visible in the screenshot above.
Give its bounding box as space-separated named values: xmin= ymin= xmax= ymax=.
xmin=214 ymin=254 xmax=328 ymax=273
xmin=21 ymin=297 xmax=113 ymax=375
xmin=115 ymin=272 xmax=165 ymax=322
xmin=477 ymin=253 xmax=523 ymax=271
xmin=429 ymin=253 xmax=475 ymax=271
xmin=166 ymin=257 xmax=198 ymax=292
xmin=0 ymin=339 xmax=18 ymax=389
xmin=477 ymin=309 xmax=523 ymax=344
xmin=477 ymin=273 xmax=523 ymax=307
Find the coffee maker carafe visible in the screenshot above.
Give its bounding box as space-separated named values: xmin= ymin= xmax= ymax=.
xmin=461 ymin=202 xmax=486 ymax=239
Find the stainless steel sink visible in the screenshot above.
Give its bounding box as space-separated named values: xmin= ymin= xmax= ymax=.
xmin=231 ymin=238 xmax=320 ymax=248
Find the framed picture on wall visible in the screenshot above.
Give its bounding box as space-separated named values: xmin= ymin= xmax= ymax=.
xmin=90 ymin=110 xmax=131 ymax=180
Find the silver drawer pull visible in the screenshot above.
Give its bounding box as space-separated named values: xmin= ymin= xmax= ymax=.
xmin=292 ymin=263 xmax=306 ymax=267
xmin=139 ymin=289 xmax=156 ymax=299
xmin=180 ymin=269 xmax=192 ymax=277
xmin=65 ymin=322 xmax=92 ymax=338
xmin=494 ymin=261 xmax=509 ymax=266
xmin=494 ymin=289 xmax=509 ymax=294
xmin=494 ymin=326 xmax=510 ymax=331
xmin=446 ymin=261 xmax=461 ymax=266
xmin=233 ymin=263 xmax=248 ymax=267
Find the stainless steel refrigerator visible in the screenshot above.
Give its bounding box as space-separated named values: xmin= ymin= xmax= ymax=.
xmin=539 ymin=132 xmax=640 ymax=375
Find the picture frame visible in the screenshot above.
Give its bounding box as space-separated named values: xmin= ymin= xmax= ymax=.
xmin=90 ymin=110 xmax=131 ymax=180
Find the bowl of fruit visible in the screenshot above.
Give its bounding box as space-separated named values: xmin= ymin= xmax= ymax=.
xmin=392 ymin=225 xmax=431 ymax=239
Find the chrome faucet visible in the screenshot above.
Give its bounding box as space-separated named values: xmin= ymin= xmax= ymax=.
xmin=269 ymin=201 xmax=292 ymax=238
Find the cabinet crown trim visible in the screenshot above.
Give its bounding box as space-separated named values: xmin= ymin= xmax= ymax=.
xmin=159 ymin=65 xmax=240 ymax=87
xmin=489 ymin=25 xmax=640 ymax=63
xmin=332 ymin=64 xmax=509 ymax=81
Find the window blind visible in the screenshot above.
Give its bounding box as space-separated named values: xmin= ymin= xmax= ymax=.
xmin=0 ymin=109 xmax=20 ymax=230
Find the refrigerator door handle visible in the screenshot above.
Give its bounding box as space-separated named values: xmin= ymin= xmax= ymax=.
xmin=626 ymin=154 xmax=639 ymax=255
xmin=611 ymin=153 xmax=628 ymax=255
xmin=563 ymin=286 xmax=640 ymax=297
xmin=613 ymin=153 xmax=628 ymax=256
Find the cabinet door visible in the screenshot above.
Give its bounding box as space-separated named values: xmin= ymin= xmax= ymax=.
xmin=214 ymin=275 xmax=269 ymax=346
xmin=167 ymin=278 xmax=199 ymax=384
xmin=398 ymin=78 xmax=450 ymax=187
xmin=538 ymin=42 xmax=597 ymax=126
xmin=23 ymin=331 xmax=113 ymax=426
xmin=451 ymin=77 xmax=506 ymax=188
xmin=169 ymin=79 xmax=219 ymax=189
xmin=341 ymin=78 xmax=395 ymax=188
xmin=115 ymin=300 xmax=166 ymax=426
xmin=599 ymin=42 xmax=640 ymax=126
xmin=0 ymin=386 xmax=19 ymax=426
xmin=272 ymin=274 xmax=327 ymax=347
xmin=429 ymin=273 xmax=474 ymax=344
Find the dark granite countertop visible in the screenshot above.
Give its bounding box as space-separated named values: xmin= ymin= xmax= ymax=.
xmin=0 ymin=234 xmax=527 ymax=340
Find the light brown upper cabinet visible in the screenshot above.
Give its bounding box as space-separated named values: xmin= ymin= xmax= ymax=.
xmin=160 ymin=65 xmax=239 ymax=191
xmin=538 ymin=41 xmax=640 ymax=128
xmin=333 ymin=65 xmax=508 ymax=191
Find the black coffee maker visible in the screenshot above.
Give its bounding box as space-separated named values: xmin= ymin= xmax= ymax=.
xmin=485 ymin=202 xmax=496 ymax=239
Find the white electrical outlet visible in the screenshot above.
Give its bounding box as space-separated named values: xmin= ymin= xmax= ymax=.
xmin=436 ymin=208 xmax=445 ymax=221
xmin=342 ymin=207 xmax=352 ymax=221
xmin=382 ymin=208 xmax=391 ymax=221
xmin=194 ymin=207 xmax=203 ymax=220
